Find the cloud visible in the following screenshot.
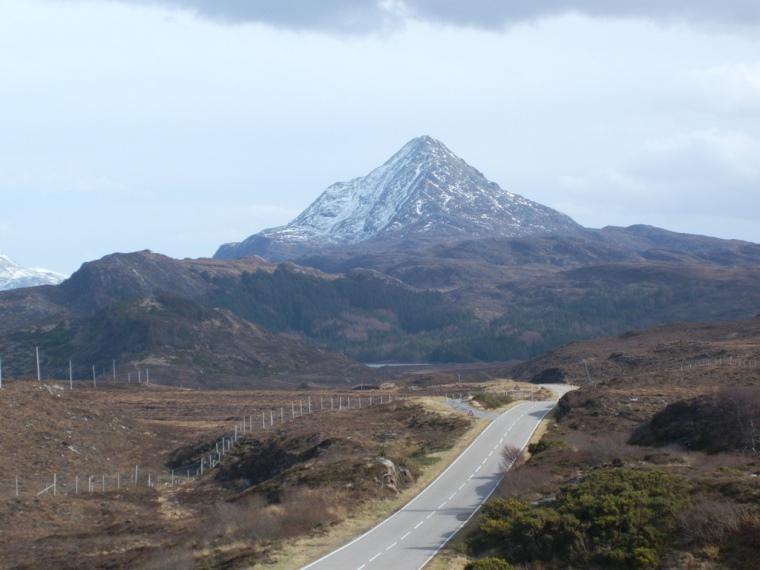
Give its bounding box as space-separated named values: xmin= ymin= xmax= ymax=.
xmin=50 ymin=0 xmax=760 ymax=33
xmin=682 ymin=62 xmax=760 ymax=115
xmin=557 ymin=129 xmax=760 ymax=233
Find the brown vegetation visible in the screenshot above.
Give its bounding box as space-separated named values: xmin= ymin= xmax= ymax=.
xmin=0 ymin=378 xmax=474 ymax=569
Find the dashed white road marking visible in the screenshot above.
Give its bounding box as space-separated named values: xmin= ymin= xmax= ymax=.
xmin=401 ymin=531 xmax=411 ymax=540
xmin=369 ymin=553 xmax=381 ymax=562
xmin=385 ymin=542 xmax=397 ymax=551
xmin=414 ymin=521 xmax=424 ymax=529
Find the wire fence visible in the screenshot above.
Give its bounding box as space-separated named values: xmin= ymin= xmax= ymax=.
xmin=679 ymin=357 xmax=760 ymax=370
xmin=2 ymin=390 xmax=405 ymax=500
xmin=1 ymin=384 xmax=541 ymax=501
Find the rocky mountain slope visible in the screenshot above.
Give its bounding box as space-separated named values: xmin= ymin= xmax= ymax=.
xmin=214 ymin=136 xmax=583 ymax=261
xmin=0 ymin=253 xmax=66 ymax=290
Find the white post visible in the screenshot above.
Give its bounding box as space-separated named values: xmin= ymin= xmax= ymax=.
xmin=146 ymin=368 xmax=149 ymax=384
xmin=53 ymin=473 xmax=57 ymax=496
xmin=69 ymin=360 xmax=73 ymax=389
xmin=291 ymin=402 xmax=295 ymax=418
xmin=270 ymin=409 xmax=274 ymax=426
xmin=16 ymin=476 xmax=19 ymax=496
xmin=138 ymin=369 xmax=141 ymax=383
xmin=300 ymin=400 xmax=303 ymax=416
xmin=113 ymin=360 xmax=116 ymax=380
xmin=281 ymin=408 xmax=284 ymax=422
xmin=308 ymin=396 xmax=311 ymax=413
xmin=135 ymin=465 xmax=138 ymax=484
xmin=117 ymin=473 xmax=120 ymax=489
xmin=262 ymin=412 xmax=266 ymax=429
xmin=128 ymin=372 xmax=131 ymax=383
xmin=75 ymin=474 xmax=78 ymax=494
xmin=93 ymin=365 xmax=96 ymax=388
xmin=36 ymin=347 xmax=41 ymax=381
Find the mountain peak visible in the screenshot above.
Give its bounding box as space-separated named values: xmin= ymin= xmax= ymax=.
xmin=215 ymin=137 xmax=582 ymax=262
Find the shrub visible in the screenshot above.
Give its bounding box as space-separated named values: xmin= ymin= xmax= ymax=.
xmin=464 ymin=557 xmax=513 ymax=570
xmin=471 ymin=392 xmax=512 ymax=410
xmin=500 ymin=445 xmax=522 ymax=471
xmin=676 ymin=499 xmax=746 ymax=547
xmin=468 ymin=468 xmax=690 ymax=569
xmin=527 ymin=438 xmax=567 ymax=455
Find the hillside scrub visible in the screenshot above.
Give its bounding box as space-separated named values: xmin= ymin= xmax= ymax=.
xmin=471 ymin=391 xmax=512 ymax=410
xmin=629 ymin=386 xmax=760 ymax=453
xmin=467 ymin=468 xmax=690 ymax=569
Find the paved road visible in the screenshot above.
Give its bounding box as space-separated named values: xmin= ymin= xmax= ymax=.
xmin=301 ymin=384 xmax=574 ymax=570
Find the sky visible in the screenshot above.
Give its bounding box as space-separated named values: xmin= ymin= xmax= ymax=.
xmin=2 ymin=0 xmax=760 ymax=275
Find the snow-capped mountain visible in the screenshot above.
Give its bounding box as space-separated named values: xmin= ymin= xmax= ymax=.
xmin=214 ymin=136 xmax=583 ymax=261
xmin=0 ymin=253 xmax=66 ymax=290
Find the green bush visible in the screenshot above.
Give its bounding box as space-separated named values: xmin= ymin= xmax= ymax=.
xmin=527 ymin=438 xmax=566 ymax=455
xmin=464 ymin=558 xmax=513 ymax=570
xmin=468 ymin=468 xmax=690 ymax=569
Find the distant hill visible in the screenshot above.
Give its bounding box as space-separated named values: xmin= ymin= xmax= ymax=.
xmin=2 ymin=246 xmax=760 ymax=370
xmin=0 ymin=293 xmax=371 ymax=389
xmin=511 ymin=316 xmax=760 ymax=384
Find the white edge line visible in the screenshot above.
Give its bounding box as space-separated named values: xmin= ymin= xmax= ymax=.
xmin=415 ymin=395 xmax=567 ymax=570
xmin=299 ymin=402 xmax=519 ymax=568
xmin=300 ymin=388 xmax=573 ymax=570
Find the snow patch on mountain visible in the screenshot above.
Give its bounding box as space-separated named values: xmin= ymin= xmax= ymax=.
xmin=215 ymin=136 xmax=582 ymax=261
xmin=0 ymin=253 xmax=67 ymax=290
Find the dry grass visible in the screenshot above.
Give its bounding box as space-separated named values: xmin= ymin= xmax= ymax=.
xmin=0 ymin=380 xmax=488 ymax=569
xmin=263 ymin=412 xmax=492 ymax=570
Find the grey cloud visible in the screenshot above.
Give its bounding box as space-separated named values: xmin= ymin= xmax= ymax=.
xmin=111 ymin=0 xmax=760 ymax=32
xmin=130 ymin=0 xmax=404 ymax=33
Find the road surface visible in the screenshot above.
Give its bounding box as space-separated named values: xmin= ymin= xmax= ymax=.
xmin=301 ymin=384 xmax=574 ymax=570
